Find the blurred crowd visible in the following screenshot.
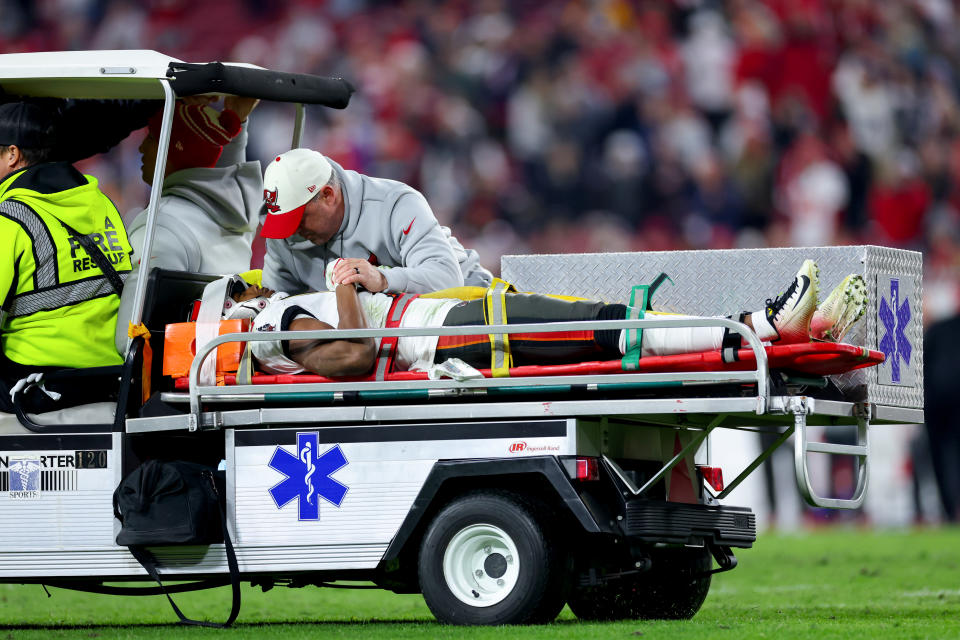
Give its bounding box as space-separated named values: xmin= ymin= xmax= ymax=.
xmin=4 ymin=0 xmax=960 ymax=320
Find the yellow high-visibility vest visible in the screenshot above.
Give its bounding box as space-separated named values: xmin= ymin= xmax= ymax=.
xmin=0 ymin=163 xmax=133 ymax=369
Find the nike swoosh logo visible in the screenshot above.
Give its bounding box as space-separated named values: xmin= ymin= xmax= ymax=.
xmin=402 ymin=220 xmax=415 ymax=235
xmin=792 ymin=275 xmax=810 ymax=310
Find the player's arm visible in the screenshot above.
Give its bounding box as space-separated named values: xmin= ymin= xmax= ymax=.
xmin=288 ymin=284 xmax=376 ymax=376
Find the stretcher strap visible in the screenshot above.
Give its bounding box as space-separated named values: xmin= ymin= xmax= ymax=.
xmin=196 ymin=276 xmax=233 ymax=386
xmin=721 ymin=312 xmax=747 ymax=363
xmin=374 ymin=293 xmax=419 ymax=381
xmin=233 ymin=273 xmax=259 ymax=387
xmin=128 ymin=322 xmax=152 ymax=406
xmin=622 ymin=273 xmax=673 ymax=371
xmin=236 ymin=340 xmax=254 ymax=386
xmin=484 ymin=279 xmax=513 ymax=377
xmin=644 ymin=273 xmax=674 ymax=307
xmin=621 ymin=286 xmax=647 ymax=371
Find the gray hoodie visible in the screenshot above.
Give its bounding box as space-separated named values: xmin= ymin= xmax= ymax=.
xmin=262 ymin=159 xmax=491 ymax=295
xmin=114 ymin=125 xmax=261 ymax=352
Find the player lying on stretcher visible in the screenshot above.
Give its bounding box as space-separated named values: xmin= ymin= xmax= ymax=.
xmin=226 ymin=260 xmax=867 ymax=377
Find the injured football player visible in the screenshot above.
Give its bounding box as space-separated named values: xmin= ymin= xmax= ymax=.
xmin=226 ymin=260 xmax=867 ymax=377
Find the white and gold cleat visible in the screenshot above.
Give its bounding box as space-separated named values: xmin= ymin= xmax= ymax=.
xmin=765 ymin=259 xmax=820 ymax=344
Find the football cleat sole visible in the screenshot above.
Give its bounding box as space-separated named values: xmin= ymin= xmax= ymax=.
xmin=810 ymin=274 xmax=868 ymax=343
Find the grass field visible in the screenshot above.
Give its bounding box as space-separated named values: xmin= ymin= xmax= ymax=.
xmin=2 ymin=528 xmax=959 ymax=639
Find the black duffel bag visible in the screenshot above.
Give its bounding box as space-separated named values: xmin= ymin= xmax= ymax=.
xmin=115 ymin=460 xmax=225 ymax=545
xmin=113 ymin=460 xmax=240 ymax=627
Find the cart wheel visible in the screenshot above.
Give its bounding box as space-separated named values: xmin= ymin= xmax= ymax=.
xmin=569 ymin=546 xmax=712 ymax=621
xmin=418 ymin=490 xmax=567 ymax=625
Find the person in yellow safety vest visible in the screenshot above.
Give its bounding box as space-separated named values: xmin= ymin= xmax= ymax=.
xmin=0 ymin=102 xmax=134 ymax=414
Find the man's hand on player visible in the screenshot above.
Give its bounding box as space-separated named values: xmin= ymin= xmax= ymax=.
xmin=333 ymin=258 xmax=388 ymax=292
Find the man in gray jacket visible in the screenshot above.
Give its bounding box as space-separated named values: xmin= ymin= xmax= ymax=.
xmin=260 ymin=148 xmax=491 ymax=294
xmin=115 ymin=97 xmax=262 ymax=352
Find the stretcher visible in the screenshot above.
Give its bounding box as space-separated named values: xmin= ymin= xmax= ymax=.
xmin=170 ymin=341 xmax=885 ymax=390
xmin=0 ymin=50 xmax=925 ymax=627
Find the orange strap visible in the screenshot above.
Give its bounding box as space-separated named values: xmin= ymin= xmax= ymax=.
xmin=128 ymin=323 xmax=152 ymax=406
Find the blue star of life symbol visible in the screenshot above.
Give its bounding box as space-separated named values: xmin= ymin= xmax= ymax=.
xmin=268 ymin=432 xmax=348 ymax=521
xmin=878 ymin=278 xmax=912 ymax=384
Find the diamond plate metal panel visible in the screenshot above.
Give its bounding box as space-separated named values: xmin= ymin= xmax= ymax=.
xmin=866 ymin=248 xmax=923 ymax=408
xmin=502 ymin=246 xmax=923 ymax=409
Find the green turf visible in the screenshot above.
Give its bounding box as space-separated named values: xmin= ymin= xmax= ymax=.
xmin=3 ymin=528 xmax=959 ymax=639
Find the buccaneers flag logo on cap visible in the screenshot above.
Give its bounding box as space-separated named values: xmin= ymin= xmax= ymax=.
xmin=263 ymin=188 xmax=280 ymax=213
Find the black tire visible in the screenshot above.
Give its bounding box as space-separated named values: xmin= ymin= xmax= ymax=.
xmin=569 ymin=546 xmax=712 ymax=621
xmin=417 ymin=490 xmax=568 ymax=625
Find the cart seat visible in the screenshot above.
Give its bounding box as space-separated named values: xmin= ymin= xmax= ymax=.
xmin=0 ymin=402 xmax=116 ymax=434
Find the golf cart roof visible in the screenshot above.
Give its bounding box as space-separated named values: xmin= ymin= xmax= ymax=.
xmin=0 ymin=50 xmax=353 ymax=107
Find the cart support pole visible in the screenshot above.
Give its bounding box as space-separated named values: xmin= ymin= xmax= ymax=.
xmin=605 ymin=414 xmax=725 ymax=497
xmin=125 ymin=80 xmax=176 ymax=352
xmin=717 ymin=425 xmax=795 ymax=500
xmin=292 ymin=103 xmax=304 ymax=147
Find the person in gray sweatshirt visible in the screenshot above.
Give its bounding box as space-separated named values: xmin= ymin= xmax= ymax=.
xmin=260 ymin=148 xmax=492 ymax=295
xmin=114 ymin=97 xmax=262 ymax=352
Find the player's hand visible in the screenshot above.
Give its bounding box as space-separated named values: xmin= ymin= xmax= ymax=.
xmin=333 ymin=258 xmax=387 ymax=292
xmin=223 ymin=96 xmax=260 ymax=122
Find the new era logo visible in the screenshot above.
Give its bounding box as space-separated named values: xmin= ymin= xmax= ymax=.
xmin=307 ymin=185 xmax=317 ymax=193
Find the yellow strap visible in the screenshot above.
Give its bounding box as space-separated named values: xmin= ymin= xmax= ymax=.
xmin=421 ymin=283 xmax=588 ymax=303
xmin=128 ymin=322 xmax=151 ymax=340
xmin=484 ymin=279 xmax=513 ymax=378
xmin=420 ymin=285 xmax=488 ymax=300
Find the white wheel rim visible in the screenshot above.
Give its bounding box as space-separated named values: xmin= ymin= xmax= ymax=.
xmin=442 ymin=523 xmax=520 ymax=607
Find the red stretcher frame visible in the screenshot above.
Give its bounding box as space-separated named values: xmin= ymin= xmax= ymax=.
xmin=173 ymin=342 xmax=884 ymax=389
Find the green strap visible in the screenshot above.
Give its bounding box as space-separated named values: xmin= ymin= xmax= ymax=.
xmin=646 ymin=272 xmax=673 ymax=310
xmin=621 ymin=272 xmax=674 ymax=371
xmin=621 ymin=285 xmax=648 ymax=371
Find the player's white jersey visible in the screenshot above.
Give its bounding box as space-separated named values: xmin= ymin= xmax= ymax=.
xmin=250 ymin=291 xmax=459 ymax=374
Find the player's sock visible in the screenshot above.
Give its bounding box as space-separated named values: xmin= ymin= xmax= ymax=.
xmin=619 ymin=314 xmax=725 ymax=356
xmin=749 ymin=309 xmax=778 ymax=341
